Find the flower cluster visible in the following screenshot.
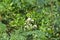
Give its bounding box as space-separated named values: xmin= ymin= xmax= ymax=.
xmin=24 ymin=18 xmax=37 ymax=31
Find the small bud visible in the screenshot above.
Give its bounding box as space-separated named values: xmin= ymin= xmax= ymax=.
xmin=10 ymin=2 xmax=13 ymax=6
xmin=24 ymin=23 xmax=26 ymax=25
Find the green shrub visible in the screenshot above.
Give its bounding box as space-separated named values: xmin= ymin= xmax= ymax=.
xmin=0 ymin=0 xmax=60 ymax=40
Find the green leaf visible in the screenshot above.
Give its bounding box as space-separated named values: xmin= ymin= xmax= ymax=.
xmin=0 ymin=22 xmax=6 ymax=33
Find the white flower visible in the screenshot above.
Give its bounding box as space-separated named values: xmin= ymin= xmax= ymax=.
xmin=26 ymin=18 xmax=32 ymax=24
xmin=25 ymin=26 xmax=27 ymax=28
xmin=33 ymin=25 xmax=37 ymax=28
xmin=24 ymin=25 xmax=29 ymax=28
xmin=31 ymin=19 xmax=34 ymax=22
xmin=27 ymin=18 xmax=31 ymax=21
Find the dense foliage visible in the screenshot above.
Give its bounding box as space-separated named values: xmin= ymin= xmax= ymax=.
xmin=0 ymin=0 xmax=60 ymax=40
